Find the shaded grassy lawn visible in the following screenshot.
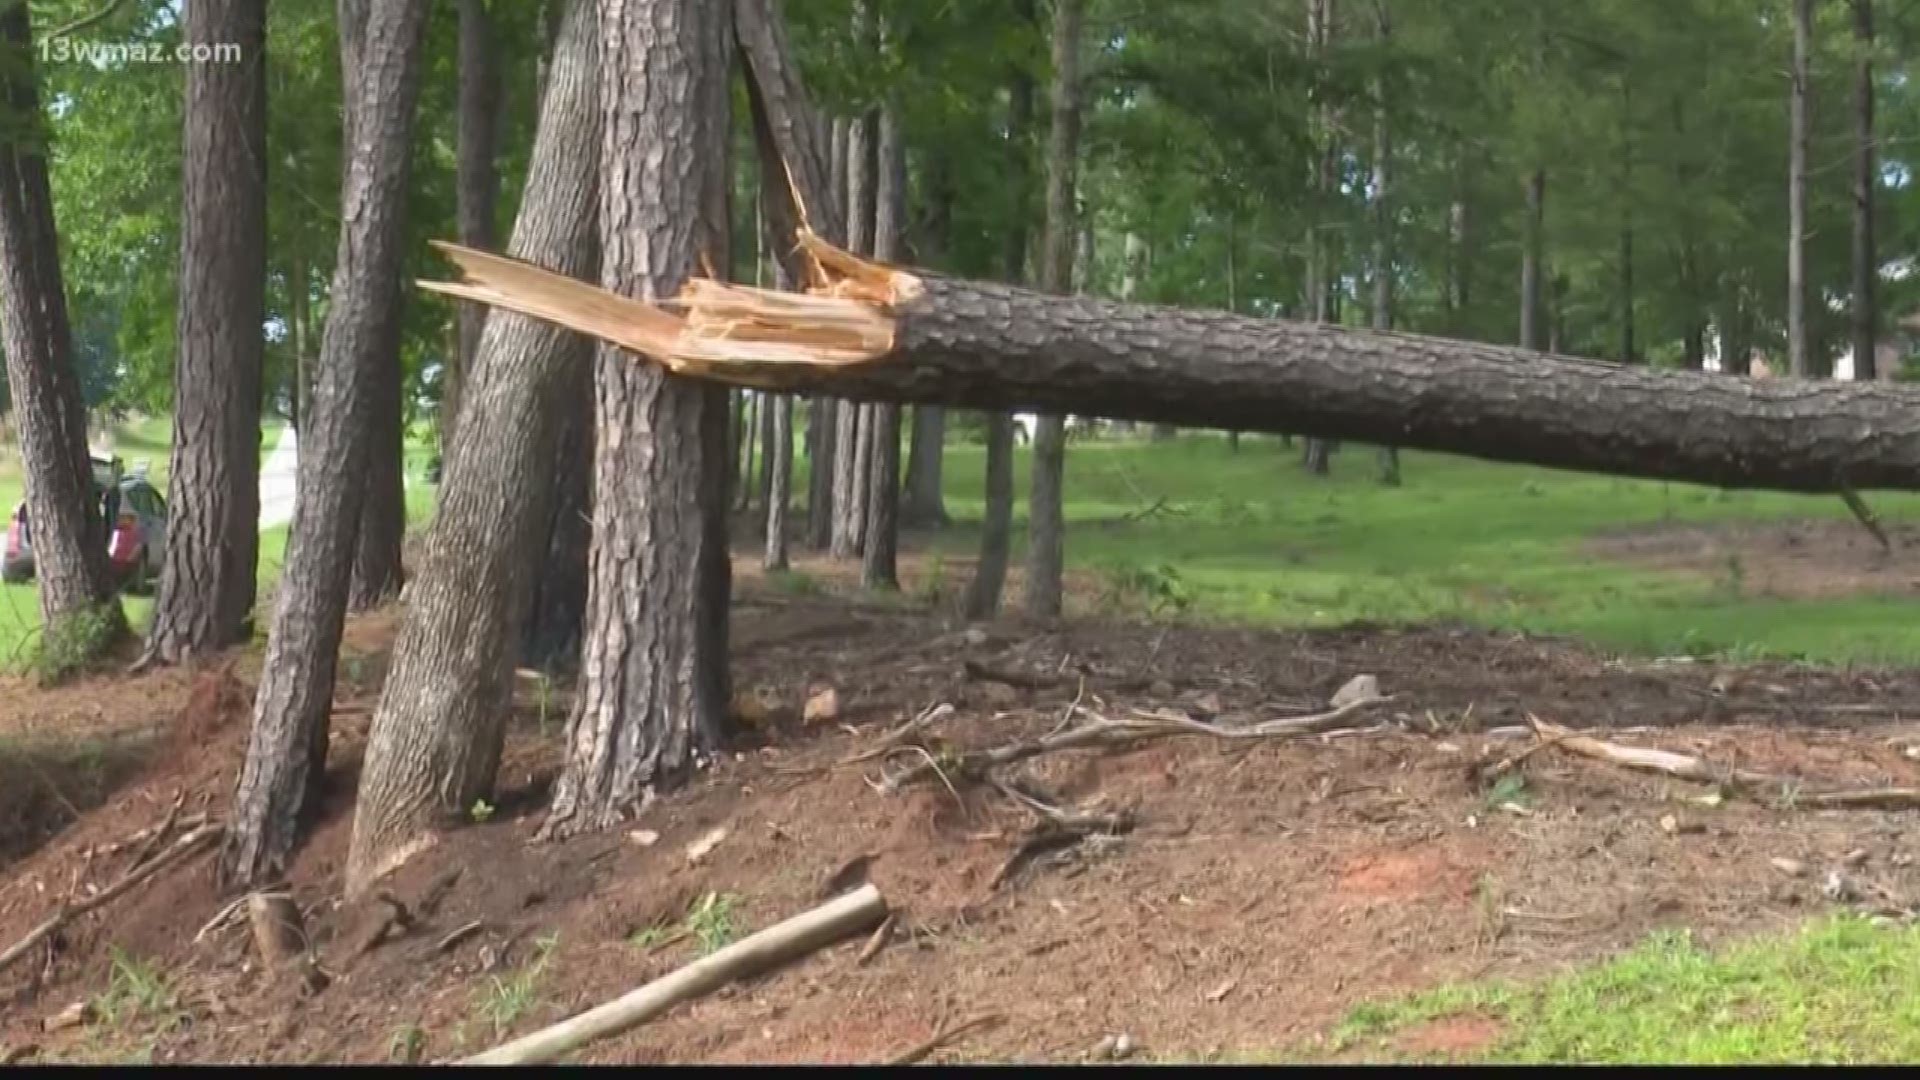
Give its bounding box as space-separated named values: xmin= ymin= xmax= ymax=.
xmin=1293 ymin=916 xmax=1920 ymax=1064
xmin=924 ymin=433 xmax=1920 ymax=664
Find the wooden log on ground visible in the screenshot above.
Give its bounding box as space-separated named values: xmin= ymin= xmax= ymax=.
xmin=456 ymin=883 xmax=888 ymax=1065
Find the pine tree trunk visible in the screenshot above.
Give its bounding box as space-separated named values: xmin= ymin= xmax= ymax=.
xmin=1851 ymin=0 xmax=1877 ymax=382
xmin=447 ymin=0 xmax=502 ymax=453
xmin=345 ymin=0 xmax=601 ymax=894
xmin=291 ymin=247 xmax=312 ymax=434
xmin=541 ymin=0 xmax=733 ymax=840
xmin=1520 ymin=167 xmax=1545 ymax=351
xmin=1788 ymin=0 xmax=1813 ymax=377
xmin=1024 ymin=0 xmax=1082 ymax=621
xmin=900 ymin=153 xmax=953 ymax=528
xmin=224 ymin=0 xmax=429 ymax=888
xmin=757 ymin=389 xmax=776 ymax=513
xmin=1370 ymin=1 xmax=1399 ymax=487
xmin=861 ymin=104 xmax=905 ymax=591
xmin=522 ymin=359 xmax=592 ymax=671
xmin=831 ymin=109 xmax=877 ymax=559
xmin=964 ymin=30 xmax=1035 ymax=620
xmin=765 ymin=393 xmax=792 ymax=570
xmin=0 ymin=3 xmax=121 ymax=648
xmin=1300 ymin=0 xmax=1335 ymax=474
xmin=901 ymin=406 xmax=948 ymax=527
xmin=145 ymin=0 xmax=268 ymax=665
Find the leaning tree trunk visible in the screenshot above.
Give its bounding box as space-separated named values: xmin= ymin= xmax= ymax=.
xmin=964 ymin=37 xmax=1035 ymax=621
xmin=345 ymin=0 xmax=601 ymax=896
xmin=446 ymin=0 xmax=503 ymax=453
xmin=0 ymin=2 xmax=122 ymax=653
xmin=145 ymin=0 xmax=268 ymax=665
xmin=860 ymin=104 xmax=905 ymax=591
xmin=540 ymin=0 xmax=733 ymax=840
xmin=223 ymin=0 xmax=429 ymax=888
xmin=1788 ymin=0 xmax=1813 ymax=378
xmin=1024 ymin=0 xmax=1082 ymax=621
xmin=1850 ymin=0 xmax=1876 ymax=382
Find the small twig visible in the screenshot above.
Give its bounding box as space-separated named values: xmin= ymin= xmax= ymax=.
xmin=885 ymin=1013 xmax=1004 ymax=1066
xmin=768 ymin=703 xmax=955 ymax=776
xmin=128 ymin=791 xmax=186 ymax=871
xmin=434 ymin=920 xmax=486 ymax=953
xmin=194 ymin=895 xmax=254 ymax=945
xmin=855 ymin=914 xmax=895 ymax=966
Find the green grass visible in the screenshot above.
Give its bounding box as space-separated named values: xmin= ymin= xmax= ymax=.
xmin=1304 ymin=915 xmax=1920 ymax=1064
xmin=918 ymin=433 xmax=1920 ymax=664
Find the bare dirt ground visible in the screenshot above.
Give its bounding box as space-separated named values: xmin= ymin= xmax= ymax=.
xmin=1587 ymin=517 xmax=1920 ymax=600
xmin=6 ymin=557 xmax=1920 ymax=1064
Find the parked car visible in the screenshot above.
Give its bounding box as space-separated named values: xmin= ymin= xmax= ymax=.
xmin=3 ymin=454 xmax=167 ymax=595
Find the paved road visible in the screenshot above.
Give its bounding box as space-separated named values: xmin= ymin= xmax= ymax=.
xmin=260 ymin=426 xmax=297 ymax=529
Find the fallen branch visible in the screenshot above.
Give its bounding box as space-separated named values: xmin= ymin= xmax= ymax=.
xmin=768 ymin=703 xmax=954 ymax=776
xmin=0 ymin=822 xmax=222 ymax=977
xmin=1531 ymin=717 xmax=1920 ymax=812
xmin=456 ymin=884 xmax=888 ymax=1065
xmin=885 ymin=1013 xmax=1004 ymax=1066
xmin=881 ymin=695 xmax=1387 ymax=794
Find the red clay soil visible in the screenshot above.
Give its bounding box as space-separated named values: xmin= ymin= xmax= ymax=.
xmin=7 ymin=569 xmax=1920 ymax=1064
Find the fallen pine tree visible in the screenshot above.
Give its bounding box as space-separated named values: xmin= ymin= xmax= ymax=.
xmin=420 ymin=231 xmax=1920 ymax=496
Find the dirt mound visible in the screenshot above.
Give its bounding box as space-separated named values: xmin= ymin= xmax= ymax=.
xmin=10 ymin=591 xmax=1920 ymax=1063
xmin=1587 ymin=517 xmax=1920 ymax=601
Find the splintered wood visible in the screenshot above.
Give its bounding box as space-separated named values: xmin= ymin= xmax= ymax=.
xmin=418 ymin=233 xmax=909 ymax=387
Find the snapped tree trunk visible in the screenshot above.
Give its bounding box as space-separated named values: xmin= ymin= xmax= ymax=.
xmin=540 ymin=0 xmax=733 ymax=840
xmin=860 ymin=104 xmax=905 ymax=591
xmin=1024 ymin=0 xmax=1082 ymax=621
xmin=0 ymin=2 xmax=123 ymax=648
xmin=447 ymin=0 xmax=503 ymax=453
xmin=1851 ymin=0 xmax=1876 ymax=382
xmin=1788 ymin=0 xmax=1812 ymax=377
xmin=223 ymin=0 xmax=429 ymax=888
xmin=428 ymin=226 xmax=1920 ymax=498
xmin=145 ymin=0 xmax=268 ymax=665
xmin=345 ymin=0 xmax=600 ymax=896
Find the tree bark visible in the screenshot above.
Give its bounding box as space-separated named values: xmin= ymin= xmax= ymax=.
xmin=0 ymin=2 xmax=122 ymax=645
xmin=1369 ymin=0 xmax=1398 ymax=487
xmin=343 ymin=0 xmax=411 ymax=615
xmin=1520 ymin=167 xmax=1545 ymax=351
xmin=223 ymin=0 xmax=428 ymax=888
xmin=1851 ymin=0 xmax=1877 ymax=382
xmin=437 ymin=235 xmax=1920 ymax=498
xmin=962 ymin=33 xmax=1035 ymax=622
xmin=900 ymin=152 xmax=953 ymax=528
xmin=860 ymin=104 xmax=905 ymax=591
xmin=344 ymin=0 xmax=600 ymax=895
xmin=831 ymin=109 xmax=877 ymax=560
xmin=541 ymin=0 xmax=733 ymax=840
xmin=1024 ymin=0 xmax=1082 ymax=621
xmin=1789 ymin=0 xmax=1813 ymax=378
xmin=522 ymin=359 xmax=592 ymax=671
xmin=447 ymin=0 xmax=503 ymax=453
xmin=145 ymin=0 xmax=268 ymax=665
